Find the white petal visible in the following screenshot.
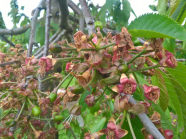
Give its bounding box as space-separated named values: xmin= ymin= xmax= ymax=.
xmin=77 ymin=115 xmax=84 ymax=127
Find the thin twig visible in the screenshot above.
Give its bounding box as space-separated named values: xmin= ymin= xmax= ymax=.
xmin=69 ymin=127 xmax=77 ymax=139
xmin=0 ymin=61 xmax=19 ymax=67
xmin=28 ymin=0 xmax=45 ymax=57
xmin=52 ymin=30 xmax=67 ymax=44
xmin=43 ymin=0 xmax=51 ymax=56
xmin=127 ymin=112 xmax=136 ymax=139
xmin=0 ymin=35 xmax=15 ymax=47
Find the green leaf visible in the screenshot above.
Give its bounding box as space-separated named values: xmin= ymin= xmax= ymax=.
xmin=20 ymin=17 xmax=29 ymax=27
xmin=160 ymin=70 xmax=183 ymax=134
xmin=165 ymin=70 xmax=186 ymax=137
xmin=105 ymin=0 xmax=115 ymax=12
xmin=122 ymin=117 xmax=144 ymax=139
xmin=36 ymin=26 xmax=45 ymax=46
xmin=170 ymin=0 xmax=181 ymax=15
xmin=122 ymin=0 xmax=131 ymax=22
xmin=151 ymin=102 xmax=175 ymax=132
xmin=162 ymin=38 xmax=177 ymax=53
xmin=108 ymin=100 xmax=114 ymax=112
xmin=89 ymin=102 xmax=100 ymax=114
xmin=155 ymin=70 xmax=169 ymax=111
xmin=128 ymin=13 xmax=186 ymax=41
xmin=79 ymin=88 xmax=91 ymax=112
xmin=157 ymin=0 xmax=168 ymax=15
xmin=90 ymin=117 xmax=106 ymax=133
xmin=171 ymin=0 xmax=186 ymax=24
xmin=149 ymin=5 xmax=157 ymax=12
xmin=0 ymin=108 xmax=3 ymax=119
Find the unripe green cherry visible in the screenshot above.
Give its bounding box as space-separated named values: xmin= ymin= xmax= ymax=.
xmin=32 ymin=106 xmax=41 ymax=116
xmin=49 ymin=44 xmax=62 ymax=53
xmin=49 ymin=93 xmax=57 ymax=103
xmin=54 ymin=115 xmax=63 ymax=122
xmin=94 ymin=21 xmax=103 ymax=30
xmin=69 ymin=85 xmax=84 ymax=94
xmin=117 ymin=64 xmax=129 ymax=73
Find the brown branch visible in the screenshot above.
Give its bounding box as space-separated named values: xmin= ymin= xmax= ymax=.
xmin=0 ymin=35 xmax=15 ymax=47
xmin=79 ymin=0 xmax=96 ymax=35
xmin=43 ymin=0 xmax=52 ymax=57
xmin=28 ymin=0 xmax=45 ymax=57
xmin=52 ymin=30 xmax=66 ymax=43
xmin=68 ymin=0 xmax=85 ymax=32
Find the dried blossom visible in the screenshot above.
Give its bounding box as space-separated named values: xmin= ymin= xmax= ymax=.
xmin=143 ymin=84 xmax=160 ymax=102
xmin=38 ymin=56 xmax=53 ymax=76
xmin=99 ymin=117 xmax=128 ymax=139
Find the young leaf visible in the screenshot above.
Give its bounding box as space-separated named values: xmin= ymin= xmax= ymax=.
xmin=162 ymin=38 xmax=177 ymax=53
xmin=157 ymin=0 xmax=168 ymax=15
xmin=170 ymin=0 xmax=181 ymax=16
xmin=128 ymin=13 xmax=186 ymax=41
xmin=90 ymin=117 xmax=106 ymax=133
xmin=36 ymin=26 xmax=45 ymax=46
xmin=171 ymin=0 xmax=186 ymax=24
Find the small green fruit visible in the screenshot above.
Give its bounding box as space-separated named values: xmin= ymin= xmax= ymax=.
xmin=49 ymin=44 xmax=62 ymax=53
xmin=118 ymin=64 xmax=129 ymax=73
xmin=54 ymin=115 xmax=63 ymax=122
xmin=69 ymin=85 xmax=84 ymax=94
xmin=94 ymin=21 xmax=103 ymax=30
xmin=49 ymin=93 xmax=57 ymax=103
xmin=32 ymin=106 xmax=41 ymax=116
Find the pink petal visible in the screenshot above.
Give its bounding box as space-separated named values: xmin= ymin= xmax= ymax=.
xmin=107 ymin=122 xmax=116 ymax=130
xmin=143 ymin=84 xmax=152 ymax=94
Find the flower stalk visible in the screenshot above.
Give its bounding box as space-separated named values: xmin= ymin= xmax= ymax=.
xmin=127 ymin=112 xmax=136 ymax=139
xmin=128 ymin=64 xmax=160 ymax=73
xmin=119 ymin=110 xmax=127 ymax=126
xmin=15 ymin=99 xmax=26 ymax=122
xmin=127 ymin=48 xmax=146 ymax=65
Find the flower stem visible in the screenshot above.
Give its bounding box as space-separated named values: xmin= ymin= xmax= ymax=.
xmin=15 ymin=99 xmax=26 ymax=122
xmin=128 ymin=64 xmax=160 ymax=73
xmin=127 ymin=48 xmax=146 ymax=65
xmin=29 ymin=122 xmax=36 ymax=132
xmin=127 ymin=112 xmax=136 ymax=139
xmin=54 ymin=57 xmax=83 ymax=62
xmin=65 ymin=75 xmax=74 ymax=90
xmin=96 ymin=42 xmax=116 ymax=51
xmin=27 ymin=97 xmax=35 ymax=107
xmin=38 ymin=76 xmax=56 ymax=83
xmin=31 ymin=117 xmax=54 ymax=120
xmin=37 ymin=90 xmax=48 ymax=96
xmin=1 ymin=82 xmax=18 ymax=84
xmin=95 ymin=87 xmax=107 ymax=102
xmin=119 ymin=110 xmax=127 ymax=127
xmin=55 ymin=72 xmax=72 ymax=92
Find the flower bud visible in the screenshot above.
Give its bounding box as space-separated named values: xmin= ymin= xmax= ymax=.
xmin=164 ymin=129 xmax=173 ymax=139
xmin=85 ymin=95 xmax=95 ymax=107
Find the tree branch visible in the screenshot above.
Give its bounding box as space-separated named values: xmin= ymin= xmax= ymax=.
xmin=0 ymin=35 xmax=15 ymax=47
xmin=79 ymin=0 xmax=96 ymax=35
xmin=68 ymin=0 xmax=85 ymax=32
xmin=52 ymin=30 xmax=66 ymax=43
xmin=43 ymin=0 xmax=51 ymax=56
xmin=28 ymin=0 xmax=45 ymax=57
xmin=128 ymin=95 xmax=165 ymax=139
xmin=0 ymin=24 xmax=31 ymax=36
xmin=0 ymin=61 xmax=19 ymax=67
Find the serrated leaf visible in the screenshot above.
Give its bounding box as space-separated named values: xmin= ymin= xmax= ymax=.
xmin=170 ymin=0 xmax=181 ymax=15
xmin=90 ymin=117 xmax=106 ymax=133
xmin=155 ymin=70 xmax=169 ymax=111
xmin=157 ymin=0 xmax=168 ymax=15
xmin=171 ymin=0 xmax=186 ymax=24
xmin=36 ymin=26 xmax=45 ymax=46
xmin=128 ymin=13 xmax=186 ymax=41
xmin=160 ymin=70 xmax=183 ymax=134
xmin=165 ymin=69 xmax=186 ymax=137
